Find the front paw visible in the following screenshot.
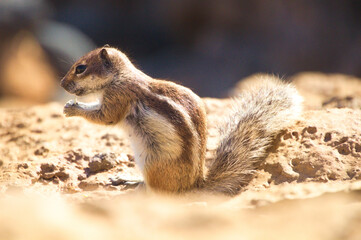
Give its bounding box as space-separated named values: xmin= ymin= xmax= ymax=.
xmin=63 ymin=100 xmax=79 ymax=117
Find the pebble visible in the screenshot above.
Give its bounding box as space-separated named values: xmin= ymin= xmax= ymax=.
xmin=79 ymin=180 xmax=100 ymax=191
xmin=88 ymin=153 xmax=117 ymax=173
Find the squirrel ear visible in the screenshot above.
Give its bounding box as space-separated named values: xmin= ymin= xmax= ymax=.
xmin=100 ymin=48 xmax=111 ymax=67
xmin=103 ymin=44 xmax=110 ymax=48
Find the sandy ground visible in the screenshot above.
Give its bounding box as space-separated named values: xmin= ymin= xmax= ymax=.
xmin=0 ymin=72 xmax=361 ymax=240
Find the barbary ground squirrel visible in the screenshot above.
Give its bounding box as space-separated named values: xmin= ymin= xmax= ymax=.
xmin=61 ymin=46 xmax=302 ymax=195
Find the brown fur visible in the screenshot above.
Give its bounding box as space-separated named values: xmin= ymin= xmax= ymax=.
xmin=125 ymin=83 xmax=204 ymax=192
xmin=61 ymin=47 xmax=302 ymax=195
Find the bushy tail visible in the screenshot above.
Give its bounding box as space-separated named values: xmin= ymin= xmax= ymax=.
xmin=203 ymin=76 xmax=303 ymax=195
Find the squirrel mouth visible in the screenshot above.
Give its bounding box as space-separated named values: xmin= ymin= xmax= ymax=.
xmin=74 ymin=89 xmax=86 ymax=96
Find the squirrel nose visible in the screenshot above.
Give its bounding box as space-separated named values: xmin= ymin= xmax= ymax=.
xmin=61 ymin=79 xmax=75 ymax=91
xmin=60 ymin=78 xmax=68 ymax=88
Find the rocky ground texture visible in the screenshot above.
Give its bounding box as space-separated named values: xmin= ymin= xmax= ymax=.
xmin=0 ymin=72 xmax=360 ymax=240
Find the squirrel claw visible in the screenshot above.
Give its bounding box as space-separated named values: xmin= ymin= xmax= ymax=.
xmin=63 ymin=100 xmax=79 ymax=117
xmin=64 ymin=99 xmax=78 ymax=108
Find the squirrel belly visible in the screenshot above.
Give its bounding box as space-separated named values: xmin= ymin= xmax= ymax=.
xmin=120 ymin=87 xmax=207 ymax=193
xmin=61 ymin=46 xmax=302 ymax=195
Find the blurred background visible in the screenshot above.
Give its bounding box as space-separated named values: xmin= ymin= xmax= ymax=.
xmin=0 ymin=0 xmax=360 ymax=104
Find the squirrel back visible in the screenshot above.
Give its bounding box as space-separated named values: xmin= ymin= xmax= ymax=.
xmin=203 ymin=77 xmax=303 ymax=195
xmin=60 ymin=47 xmax=302 ymax=196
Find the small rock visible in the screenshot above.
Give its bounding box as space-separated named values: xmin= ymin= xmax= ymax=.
xmin=64 ymin=149 xmax=85 ymax=162
xmin=306 ymin=126 xmax=317 ymax=134
xmin=17 ymin=163 xmax=29 ymax=169
xmin=24 ymin=170 xmax=35 ymax=178
xmin=31 ymin=129 xmax=43 ymax=134
xmin=78 ymin=174 xmax=86 ymax=181
xmin=109 ymin=174 xmax=143 ymax=186
xmin=354 ymin=143 xmax=361 ymax=152
xmin=34 ymin=146 xmax=49 ymax=156
xmin=324 ymin=132 xmax=332 ymax=142
xmin=39 ymin=163 xmax=58 ymax=180
xmin=291 ymin=131 xmax=299 ymax=139
xmin=337 ymin=143 xmax=351 ymax=155
xmin=347 ymin=169 xmax=357 ymax=179
xmin=291 ymin=158 xmax=301 ymax=166
xmin=15 ymin=123 xmax=26 ymax=128
xmin=327 ymin=171 xmax=339 ymax=181
xmin=355 ymin=171 xmax=361 ymax=180
xmin=293 ymin=162 xmax=318 ymax=178
xmin=50 ymin=113 xmax=61 ymax=118
xmin=63 ymin=183 xmax=80 ymax=194
xmin=88 ymin=153 xmax=117 ymax=173
xmin=42 ymin=172 xmax=56 ymax=180
xmin=40 ymin=163 xmax=56 ymax=173
xmin=55 ymin=171 xmax=70 ymax=181
xmin=301 ymin=139 xmax=314 ymax=148
xmin=127 ymin=163 xmax=135 ymax=168
xmin=339 ymin=137 xmax=349 ymax=144
xmin=0 ymin=160 xmax=3 ymax=167
xmin=283 ymin=132 xmax=292 ymax=140
xmin=317 ymin=176 xmax=329 ymax=183
xmin=101 ymin=133 xmax=119 ymax=140
xmin=127 ymin=154 xmax=135 ymax=162
xmin=79 ymin=180 xmax=100 ymax=191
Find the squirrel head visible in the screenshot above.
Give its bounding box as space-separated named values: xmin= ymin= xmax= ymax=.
xmin=60 ymin=46 xmax=137 ymax=96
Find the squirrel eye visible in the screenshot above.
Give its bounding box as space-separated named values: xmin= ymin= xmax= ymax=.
xmin=75 ymin=65 xmax=87 ymax=74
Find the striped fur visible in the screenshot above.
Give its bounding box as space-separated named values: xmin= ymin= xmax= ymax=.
xmin=61 ymin=47 xmax=302 ymax=195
